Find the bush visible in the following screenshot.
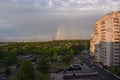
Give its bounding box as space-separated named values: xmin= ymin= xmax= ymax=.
xmin=37 ymin=73 xmax=49 ymax=80
xmin=36 ymin=58 xmax=50 ymax=73
xmin=5 ymin=67 xmax=11 ymax=76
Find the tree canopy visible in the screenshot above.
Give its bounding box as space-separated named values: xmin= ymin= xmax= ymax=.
xmin=16 ymin=60 xmax=35 ymax=80
xmin=36 ymin=58 xmax=50 ymax=74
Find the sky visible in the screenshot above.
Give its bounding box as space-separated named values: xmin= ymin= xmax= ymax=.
xmin=0 ymin=0 xmax=120 ymax=41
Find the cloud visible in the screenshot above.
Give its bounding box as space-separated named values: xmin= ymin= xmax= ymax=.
xmin=0 ymin=0 xmax=120 ymax=41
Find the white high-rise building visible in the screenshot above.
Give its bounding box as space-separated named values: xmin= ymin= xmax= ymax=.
xmin=90 ymin=11 xmax=120 ymax=66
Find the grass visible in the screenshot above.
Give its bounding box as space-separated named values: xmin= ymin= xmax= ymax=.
xmin=50 ymin=62 xmax=70 ymax=69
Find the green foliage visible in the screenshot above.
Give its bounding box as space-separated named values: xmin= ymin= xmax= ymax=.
xmin=37 ymin=73 xmax=49 ymax=80
xmin=8 ymin=77 xmax=17 ymax=80
xmin=5 ymin=53 xmax=17 ymax=66
xmin=36 ymin=58 xmax=50 ymax=74
xmin=0 ymin=40 xmax=89 ymax=80
xmin=4 ymin=67 xmax=11 ymax=76
xmin=108 ymin=65 xmax=120 ymax=76
xmin=62 ymin=54 xmax=71 ymax=63
xmin=0 ymin=40 xmax=89 ymax=56
xmin=71 ymin=44 xmax=85 ymax=54
xmin=16 ymin=60 xmax=35 ymax=80
xmin=69 ymin=49 xmax=74 ymax=57
xmin=52 ymin=52 xmax=58 ymax=62
xmin=0 ymin=52 xmax=4 ymax=59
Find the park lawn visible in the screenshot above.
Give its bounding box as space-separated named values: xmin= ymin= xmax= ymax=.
xmin=50 ymin=63 xmax=70 ymax=69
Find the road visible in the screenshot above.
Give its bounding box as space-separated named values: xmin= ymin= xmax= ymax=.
xmin=82 ymin=54 xmax=120 ymax=80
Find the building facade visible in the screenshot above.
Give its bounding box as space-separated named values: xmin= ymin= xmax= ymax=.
xmin=90 ymin=11 xmax=120 ymax=66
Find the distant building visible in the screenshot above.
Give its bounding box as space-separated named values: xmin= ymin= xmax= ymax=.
xmin=90 ymin=11 xmax=120 ymax=66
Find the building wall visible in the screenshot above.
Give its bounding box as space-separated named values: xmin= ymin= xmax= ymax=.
xmin=95 ymin=43 xmax=102 ymax=62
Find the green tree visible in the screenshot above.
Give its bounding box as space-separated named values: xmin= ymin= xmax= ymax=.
xmin=62 ymin=54 xmax=71 ymax=63
xmin=69 ymin=49 xmax=74 ymax=57
xmin=36 ymin=58 xmax=50 ymax=74
xmin=37 ymin=73 xmax=49 ymax=80
xmin=4 ymin=67 xmax=11 ymax=76
xmin=5 ymin=53 xmax=17 ymax=66
xmin=16 ymin=60 xmax=35 ymax=80
xmin=108 ymin=65 xmax=120 ymax=76
xmin=71 ymin=44 xmax=85 ymax=54
xmin=52 ymin=52 xmax=58 ymax=63
xmin=8 ymin=77 xmax=17 ymax=80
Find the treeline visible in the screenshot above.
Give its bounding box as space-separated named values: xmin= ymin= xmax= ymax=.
xmin=0 ymin=40 xmax=89 ymax=56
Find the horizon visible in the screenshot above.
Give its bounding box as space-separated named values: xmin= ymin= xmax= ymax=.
xmin=0 ymin=39 xmax=90 ymax=42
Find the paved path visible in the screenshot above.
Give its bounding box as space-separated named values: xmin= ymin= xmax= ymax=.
xmin=81 ymin=64 xmax=94 ymax=73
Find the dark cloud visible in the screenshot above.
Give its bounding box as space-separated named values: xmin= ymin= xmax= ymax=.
xmin=0 ymin=0 xmax=119 ymax=41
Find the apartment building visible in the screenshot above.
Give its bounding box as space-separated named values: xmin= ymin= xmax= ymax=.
xmin=90 ymin=11 xmax=120 ymax=66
